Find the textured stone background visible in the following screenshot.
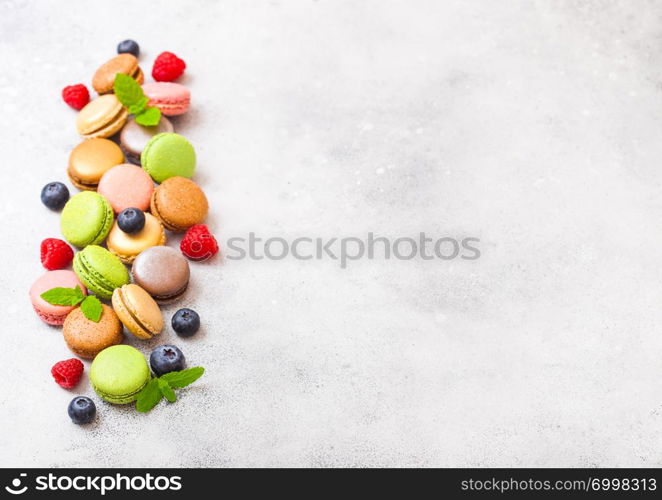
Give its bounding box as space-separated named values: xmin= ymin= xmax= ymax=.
xmin=1 ymin=0 xmax=662 ymax=467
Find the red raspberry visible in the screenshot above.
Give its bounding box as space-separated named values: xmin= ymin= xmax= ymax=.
xmin=152 ymin=51 xmax=186 ymax=82
xmin=41 ymin=238 xmax=74 ymax=270
xmin=180 ymin=225 xmax=219 ymax=261
xmin=61 ymin=84 xmax=90 ymax=110
xmin=51 ymin=359 xmax=84 ymax=389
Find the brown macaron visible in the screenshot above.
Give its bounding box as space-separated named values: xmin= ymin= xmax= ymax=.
xmin=63 ymin=304 xmax=123 ymax=359
xmin=92 ymin=54 xmax=144 ymax=94
xmin=112 ymin=284 xmax=164 ymax=340
xmin=131 ymin=246 xmax=190 ymax=302
xmin=150 ymin=177 xmax=209 ymax=232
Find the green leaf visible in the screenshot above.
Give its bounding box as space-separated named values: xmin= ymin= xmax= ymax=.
xmin=80 ymin=295 xmax=103 ymax=322
xmin=158 ymin=378 xmax=177 ymax=403
xmin=114 ymin=73 xmax=144 ymax=108
xmin=40 ymin=286 xmax=85 ymax=306
xmin=128 ymin=96 xmax=149 ymax=115
xmin=161 ymin=367 xmax=205 ymax=388
xmin=135 ymin=106 xmax=161 ymax=126
xmin=136 ymin=378 xmax=162 ymax=412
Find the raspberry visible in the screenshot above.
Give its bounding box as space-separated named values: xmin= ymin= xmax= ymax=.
xmin=61 ymin=84 xmax=90 ymax=110
xmin=180 ymin=225 xmax=219 ymax=261
xmin=51 ymin=359 xmax=84 ymax=389
xmin=41 ymin=238 xmax=74 ymax=270
xmin=152 ymin=51 xmax=186 ymax=82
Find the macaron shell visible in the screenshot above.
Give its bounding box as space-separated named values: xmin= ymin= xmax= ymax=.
xmin=76 ymin=95 xmax=128 ymax=138
xmin=97 ymin=164 xmax=155 ymax=213
xmin=131 ymin=246 xmax=190 ymax=301
xmin=73 ymin=245 xmax=130 ymax=299
xmin=63 ymin=305 xmax=123 ymax=359
xmin=106 ymin=213 xmax=166 ymax=264
xmin=111 ymin=284 xmax=164 ymax=339
xmin=92 ymin=54 xmax=143 ymax=94
xmin=29 ymin=270 xmax=87 ymax=326
xmin=119 ymin=117 xmax=174 ymax=164
xmin=150 ymin=177 xmax=208 ymax=232
xmin=68 ymin=138 xmax=124 ymax=190
xmin=61 ymin=191 xmax=114 ymax=247
xmin=141 ymin=133 xmax=196 ymax=183
xmin=90 ymin=345 xmax=150 ymax=404
xmin=142 ymin=82 xmax=191 ymax=116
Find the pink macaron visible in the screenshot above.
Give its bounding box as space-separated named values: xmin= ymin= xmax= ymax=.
xmin=29 ymin=270 xmax=87 ymax=325
xmin=142 ymin=82 xmax=190 ymax=116
xmin=97 ymin=164 xmax=154 ymax=214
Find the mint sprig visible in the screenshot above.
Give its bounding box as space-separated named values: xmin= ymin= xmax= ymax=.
xmin=40 ymin=285 xmax=85 ymax=306
xmin=113 ymin=73 xmax=161 ymax=126
xmin=80 ymin=295 xmax=103 ymax=322
xmin=40 ymin=286 xmax=103 ymax=322
xmin=136 ymin=367 xmax=205 ymax=413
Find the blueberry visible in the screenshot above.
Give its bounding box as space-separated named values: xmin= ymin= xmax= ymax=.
xmin=117 ymin=208 xmax=145 ymax=234
xmin=172 ymin=309 xmax=200 ymax=337
xmin=40 ymin=182 xmax=69 ymax=210
xmin=117 ymin=39 xmax=139 ymax=57
xmin=68 ymin=396 xmax=96 ymax=425
xmin=150 ymin=345 xmax=186 ymax=376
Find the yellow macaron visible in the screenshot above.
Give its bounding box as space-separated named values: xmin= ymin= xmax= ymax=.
xmin=68 ymin=138 xmax=125 ymax=190
xmin=76 ymin=94 xmax=128 ymax=139
xmin=111 ymin=284 xmax=163 ymax=340
xmin=106 ymin=213 xmax=166 ymax=264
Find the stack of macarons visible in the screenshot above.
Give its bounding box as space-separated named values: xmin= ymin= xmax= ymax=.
xmin=32 ymin=40 xmax=216 ymax=423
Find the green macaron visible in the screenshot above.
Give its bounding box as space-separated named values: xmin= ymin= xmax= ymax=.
xmin=73 ymin=245 xmax=130 ymax=300
xmin=61 ymin=191 xmax=113 ymax=247
xmin=141 ymin=132 xmax=196 ymax=183
xmin=90 ymin=345 xmax=151 ymax=404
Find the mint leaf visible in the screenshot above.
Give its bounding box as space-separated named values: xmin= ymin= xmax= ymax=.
xmin=158 ymin=378 xmax=177 ymax=403
xmin=136 ymin=378 xmax=162 ymax=412
xmin=128 ymin=96 xmax=149 ymax=115
xmin=161 ymin=367 xmax=205 ymax=388
xmin=40 ymin=286 xmax=85 ymax=306
xmin=114 ymin=73 xmax=144 ymax=108
xmin=135 ymin=106 xmax=161 ymax=126
xmin=80 ymin=295 xmax=103 ymax=322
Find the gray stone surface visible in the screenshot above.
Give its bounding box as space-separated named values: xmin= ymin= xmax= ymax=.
xmin=1 ymin=0 xmax=661 ymax=467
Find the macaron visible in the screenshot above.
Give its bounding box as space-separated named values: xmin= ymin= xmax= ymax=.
xmin=29 ymin=270 xmax=87 ymax=325
xmin=132 ymin=246 xmax=190 ymax=302
xmin=90 ymin=345 xmax=151 ymax=404
xmin=141 ymin=133 xmax=196 ymax=183
xmin=119 ymin=116 xmax=174 ymax=164
xmin=68 ymin=138 xmax=124 ymax=191
xmin=92 ymin=54 xmax=144 ymax=94
xmin=61 ymin=191 xmax=114 ymax=248
xmin=73 ymin=245 xmax=130 ymax=300
xmin=97 ymin=164 xmax=154 ymax=213
xmin=63 ymin=304 xmax=123 ymax=359
xmin=142 ymin=82 xmax=191 ymax=116
xmin=150 ymin=177 xmax=208 ymax=232
xmin=106 ymin=213 xmax=166 ymax=264
xmin=76 ymin=94 xmax=128 ymax=138
xmin=111 ymin=284 xmax=164 ymax=339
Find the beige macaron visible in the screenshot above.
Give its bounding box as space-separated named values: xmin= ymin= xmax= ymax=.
xmin=111 ymin=284 xmax=164 ymax=339
xmin=76 ymin=94 xmax=128 ymax=139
